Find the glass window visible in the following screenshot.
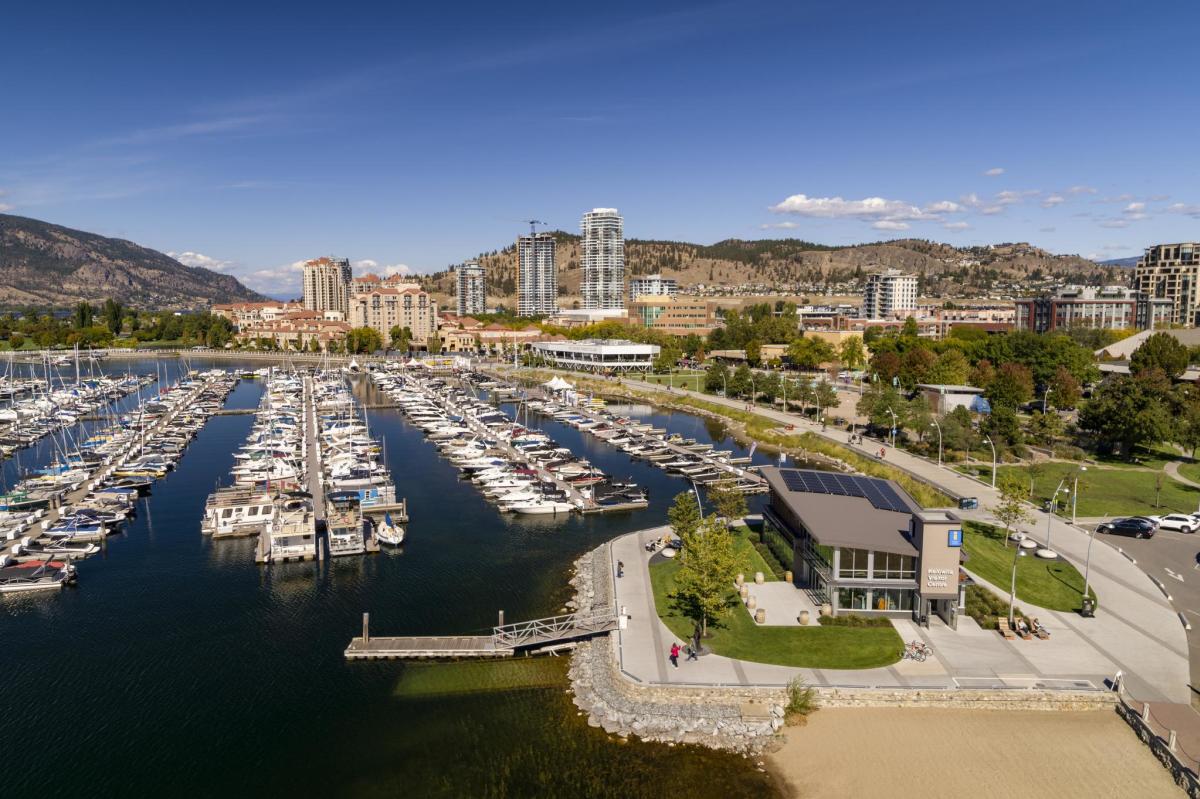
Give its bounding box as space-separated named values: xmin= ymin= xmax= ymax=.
xmin=838 ymin=547 xmax=868 ymax=579
xmin=872 ymin=588 xmax=914 ymax=611
xmin=875 ymin=552 xmax=916 ymax=580
xmin=836 ymin=587 xmax=869 ymax=610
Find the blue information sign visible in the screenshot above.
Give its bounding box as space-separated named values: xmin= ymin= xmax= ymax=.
xmin=947 ymin=529 xmax=963 ymax=547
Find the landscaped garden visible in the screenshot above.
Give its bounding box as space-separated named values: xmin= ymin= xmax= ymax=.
xmin=962 ymin=521 xmax=1096 ymax=612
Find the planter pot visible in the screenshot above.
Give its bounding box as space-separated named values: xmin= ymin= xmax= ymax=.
xmin=755 ymin=608 xmax=767 ymax=624
xmin=739 ymin=584 xmax=749 ymax=599
xmin=784 ymin=570 xmax=793 ymax=583
xmin=735 ymin=573 xmax=745 ymax=586
xmin=754 ymin=571 xmax=765 ymax=584
xmin=747 ymin=595 xmax=757 ymax=610
xmin=820 ymin=602 xmax=832 ymax=617
xmin=799 ymin=609 xmax=810 ymax=625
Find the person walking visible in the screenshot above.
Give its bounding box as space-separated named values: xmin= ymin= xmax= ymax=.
xmin=617 ymin=560 xmax=624 ymax=578
xmin=669 ymin=642 xmax=680 ymax=668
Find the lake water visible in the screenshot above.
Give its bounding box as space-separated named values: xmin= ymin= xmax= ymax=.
xmin=1 ymin=360 xmax=780 ymax=797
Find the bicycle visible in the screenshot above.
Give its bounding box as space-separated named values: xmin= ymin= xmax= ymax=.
xmin=901 ymin=640 xmax=932 ymax=662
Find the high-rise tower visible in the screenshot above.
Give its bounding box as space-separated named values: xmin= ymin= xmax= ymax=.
xmin=580 ymin=208 xmax=625 ymax=310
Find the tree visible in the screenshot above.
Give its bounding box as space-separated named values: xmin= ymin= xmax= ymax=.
xmin=838 ymin=336 xmax=866 ymax=371
xmin=390 ymin=325 xmax=413 ymax=352
xmin=346 ymin=326 xmax=382 ymax=354
xmin=1078 ymin=374 xmax=1173 ymax=459
xmin=981 ymin=405 xmax=1023 ymax=450
xmin=898 ymin=347 xmax=936 ymax=389
xmin=73 ymin=301 xmax=94 ymax=330
xmin=704 ymin=360 xmax=729 ymax=394
xmin=706 ymin=482 xmax=748 ymax=527
xmin=986 ymin=363 xmax=1033 ymax=409
xmin=787 ymin=337 xmax=835 ymax=370
xmin=869 ymin=350 xmax=901 ymax=384
xmin=653 ymin=341 xmax=681 ymax=373
xmin=857 ymin=384 xmax=904 ymax=432
xmin=813 ymin=379 xmax=838 ymax=419
xmin=101 ymin=299 xmax=123 ymax=335
xmin=206 ymin=317 xmax=233 ymax=348
xmin=672 ymin=515 xmax=739 ymax=639
xmin=1046 ymin=365 xmax=1081 ymax=409
xmin=8 ymin=332 xmax=24 ymax=350
xmin=969 ymin=359 xmax=996 ymax=389
xmin=1028 ymin=410 xmax=1064 ymax=445
xmin=758 ymin=372 xmax=782 ymax=403
xmin=668 ymin=490 xmax=702 ymax=540
xmin=991 ymin=473 xmax=1031 ymax=547
xmin=427 ymin=332 xmax=443 ymax=354
xmin=729 ymin=364 xmax=752 ymax=398
xmin=745 ymin=339 xmax=762 ymax=367
xmin=1130 ymin=332 xmax=1189 ymax=379
xmin=926 ymin=349 xmax=971 ymax=386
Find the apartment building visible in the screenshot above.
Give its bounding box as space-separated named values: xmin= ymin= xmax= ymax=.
xmin=580 ymin=208 xmax=625 ymax=310
xmin=211 ymin=301 xmax=304 ymax=328
xmin=455 ymin=261 xmax=487 ymax=317
xmin=1014 ymin=285 xmax=1171 ymax=333
xmin=862 ymin=269 xmax=918 ymax=320
xmin=629 ymin=295 xmax=720 ymax=336
xmin=349 ymin=284 xmax=439 ymax=347
xmin=628 ymin=273 xmax=677 ymax=302
xmin=517 ymin=233 xmax=557 ymax=316
xmin=1133 ymin=243 xmax=1200 ymax=326
xmin=303 ymin=257 xmax=352 ymax=317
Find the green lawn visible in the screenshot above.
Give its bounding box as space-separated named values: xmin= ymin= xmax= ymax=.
xmin=637 ymin=372 xmax=707 ymax=392
xmin=649 ymin=558 xmax=901 ymax=670
xmin=1176 ymin=461 xmax=1200 ymax=485
xmin=963 ymin=521 xmax=1096 ymax=612
xmin=962 ymin=461 xmax=1200 ymax=517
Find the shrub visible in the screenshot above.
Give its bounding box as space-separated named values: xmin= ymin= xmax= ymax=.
xmin=1052 ymin=444 xmax=1086 ymax=461
xmin=785 ymin=675 xmax=817 ymax=725
xmin=964 ymin=584 xmax=1024 ymax=630
xmin=817 ymin=613 xmax=892 ymax=628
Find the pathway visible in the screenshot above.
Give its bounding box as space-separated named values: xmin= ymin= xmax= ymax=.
xmin=1166 ymin=460 xmax=1200 ymax=490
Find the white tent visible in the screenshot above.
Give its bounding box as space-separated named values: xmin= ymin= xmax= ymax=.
xmin=544 ymin=376 xmax=573 ymax=391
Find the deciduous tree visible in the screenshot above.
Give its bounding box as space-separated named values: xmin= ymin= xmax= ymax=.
xmin=672 ymin=515 xmax=740 ymax=639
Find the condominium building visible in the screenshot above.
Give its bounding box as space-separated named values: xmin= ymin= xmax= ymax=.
xmin=517 ymin=233 xmax=557 ymax=316
xmin=303 ymin=257 xmax=352 ymax=317
xmin=1133 ymin=243 xmax=1200 ymax=326
xmin=1014 ymin=285 xmax=1172 ymax=333
xmin=580 ymin=208 xmax=625 ymax=310
xmin=628 ymin=273 xmax=677 ymax=302
xmin=455 ymin=261 xmax=487 ymax=317
xmin=861 ymin=269 xmax=918 ymax=320
xmin=349 ymin=284 xmax=439 ymax=348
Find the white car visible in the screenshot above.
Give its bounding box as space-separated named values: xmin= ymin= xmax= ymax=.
xmin=1152 ymin=514 xmax=1197 ymax=534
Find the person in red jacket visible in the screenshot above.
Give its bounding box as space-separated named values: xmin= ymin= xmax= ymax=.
xmin=668 ymin=642 xmax=681 ymax=668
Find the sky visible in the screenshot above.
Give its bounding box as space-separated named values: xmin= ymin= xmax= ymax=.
xmin=2 ymin=0 xmax=1198 ymax=297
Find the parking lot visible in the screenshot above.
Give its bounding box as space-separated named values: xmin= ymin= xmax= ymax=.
xmin=1088 ymin=523 xmax=1200 ymax=701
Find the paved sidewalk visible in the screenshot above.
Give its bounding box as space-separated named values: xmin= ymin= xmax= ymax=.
xmin=611 ymin=377 xmax=1191 ymax=703
xmin=1166 ymin=460 xmax=1200 ymax=489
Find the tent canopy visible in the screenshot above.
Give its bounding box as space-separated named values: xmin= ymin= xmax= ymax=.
xmin=543 ymin=376 xmax=573 ymax=391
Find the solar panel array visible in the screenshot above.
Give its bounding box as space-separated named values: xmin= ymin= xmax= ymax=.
xmin=778 ymin=469 xmax=911 ymax=513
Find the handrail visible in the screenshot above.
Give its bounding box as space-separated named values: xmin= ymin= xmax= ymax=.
xmin=491 ymin=609 xmax=619 ymax=649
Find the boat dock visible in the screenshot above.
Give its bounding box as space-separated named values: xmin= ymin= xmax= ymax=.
xmin=345 ymin=609 xmax=623 ymax=660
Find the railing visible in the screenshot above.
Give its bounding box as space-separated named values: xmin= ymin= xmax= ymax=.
xmin=1116 ymin=689 xmax=1200 ymax=796
xmin=492 ymin=610 xmax=620 ymax=650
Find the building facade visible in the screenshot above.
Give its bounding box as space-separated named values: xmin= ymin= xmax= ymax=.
xmin=349 ymin=285 xmax=438 ymax=347
xmin=628 ymin=273 xmax=678 ymax=302
xmin=302 ymin=257 xmax=352 ymax=317
xmin=517 ymin=233 xmax=558 ymax=316
xmin=761 ymin=467 xmax=966 ymax=627
xmin=629 ymin=295 xmax=720 ymax=336
xmin=580 ymin=208 xmax=625 ymax=310
xmin=1134 ymin=243 xmax=1200 ymax=326
xmin=862 ymin=269 xmax=918 ymax=320
xmin=1014 ymin=285 xmax=1172 ymax=333
xmin=455 ymin=261 xmax=487 ymax=317
xmin=531 ymin=339 xmax=659 ymax=372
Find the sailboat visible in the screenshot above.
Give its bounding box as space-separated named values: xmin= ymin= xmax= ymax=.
xmin=376 ymin=510 xmax=404 ymax=545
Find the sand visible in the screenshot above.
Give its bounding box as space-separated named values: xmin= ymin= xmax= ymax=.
xmin=767 ymin=707 xmax=1182 ymax=799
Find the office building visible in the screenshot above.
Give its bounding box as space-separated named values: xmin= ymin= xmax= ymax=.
xmin=1133 ymin=243 xmax=1200 ymax=326
xmin=303 ymin=257 xmax=352 ymax=317
xmin=1014 ymin=285 xmax=1171 ymax=333
xmin=629 ymin=295 xmax=720 ymax=336
xmin=580 ymin=208 xmax=625 ymax=310
xmin=761 ymin=467 xmax=966 ymax=627
xmin=862 ymin=269 xmax=918 ymax=320
xmin=455 ymin=261 xmax=487 ymax=317
xmin=349 ymin=284 xmax=439 ymax=348
xmin=517 ymin=233 xmax=558 ymax=316
xmin=628 ymin=273 xmax=677 ymax=302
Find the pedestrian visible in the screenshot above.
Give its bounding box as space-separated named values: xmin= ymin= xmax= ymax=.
xmin=880 ymin=447 xmax=886 ymax=459
xmin=669 ymin=642 xmax=680 ymax=668
xmin=617 ymin=560 xmax=624 ymax=578
xmin=686 ymin=643 xmax=699 ymax=661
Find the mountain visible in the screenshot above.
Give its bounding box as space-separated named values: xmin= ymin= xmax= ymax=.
xmin=0 ymin=214 xmax=263 ymax=309
xmin=418 ymin=234 xmax=1125 ymax=306
xmin=1100 ymin=256 xmax=1140 ymax=268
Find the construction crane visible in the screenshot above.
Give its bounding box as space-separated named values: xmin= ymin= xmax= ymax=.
xmin=521 ymin=219 xmax=546 ymax=239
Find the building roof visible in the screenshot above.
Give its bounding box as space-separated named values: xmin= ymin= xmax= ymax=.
xmin=916 ymin=384 xmax=984 ymax=394
xmin=354 ymin=273 xmax=382 ymax=283
xmin=1096 ymin=328 xmax=1200 ymax=360
xmin=762 ymin=466 xmax=919 ymax=556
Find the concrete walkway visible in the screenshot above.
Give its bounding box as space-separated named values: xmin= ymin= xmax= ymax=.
xmin=1166 ymin=460 xmax=1200 ymax=489
xmin=607 ymin=376 xmax=1192 ymax=704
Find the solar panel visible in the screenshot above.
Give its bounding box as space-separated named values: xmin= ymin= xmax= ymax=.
xmin=816 ymin=472 xmax=846 ymax=495
xmin=779 ymin=468 xmax=913 ymax=513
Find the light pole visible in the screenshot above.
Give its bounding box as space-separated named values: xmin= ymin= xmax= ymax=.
xmin=982 ymin=435 xmax=997 ymax=488
xmin=1082 ymin=523 xmax=1096 ymax=614
xmin=1042 ymin=386 xmax=1053 ymax=414
xmin=690 ymin=480 xmax=704 ymax=518
xmin=749 ymin=372 xmax=756 ymax=407
xmin=930 ymin=418 xmax=943 ymax=467
xmin=1072 ymin=466 xmax=1086 ymax=525
xmin=1010 ymin=538 xmax=1039 ymax=626
xmin=887 ymin=407 xmax=897 ymax=448
xmin=1046 ymin=477 xmax=1068 ymax=552
xmin=721 ymin=372 xmax=727 ymax=398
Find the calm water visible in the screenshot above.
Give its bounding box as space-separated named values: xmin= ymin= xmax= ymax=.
xmin=1 ymin=360 xmax=779 ymax=798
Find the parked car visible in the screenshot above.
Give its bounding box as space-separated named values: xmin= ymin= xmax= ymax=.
xmin=1097 ymin=517 xmax=1157 ymax=539
xmin=1151 ymin=514 xmax=1197 ymax=534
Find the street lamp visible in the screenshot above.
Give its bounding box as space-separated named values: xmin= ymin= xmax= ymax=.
xmin=930 ymin=418 xmax=943 ymax=467
xmin=749 ymin=372 xmax=756 ymax=407
xmin=690 ymin=479 xmax=704 ymax=518
xmin=1071 ymin=466 xmax=1086 ymax=525
xmin=1045 ymin=477 xmax=1068 ymax=553
xmin=982 ymin=435 xmax=997 ymax=488
xmin=721 ymin=372 xmax=727 ymax=398
xmin=1082 ymin=520 xmax=1097 ymax=616
xmin=1042 ymin=386 xmax=1053 ymax=414
xmin=887 ymin=406 xmax=897 ymax=448
xmin=1010 ymin=537 xmax=1040 ymax=626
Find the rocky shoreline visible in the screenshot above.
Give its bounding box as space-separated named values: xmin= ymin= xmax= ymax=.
xmin=565 ymin=543 xmax=786 ymax=755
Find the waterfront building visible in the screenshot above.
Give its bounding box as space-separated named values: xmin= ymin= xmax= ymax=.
xmin=628 ymin=295 xmax=721 ymax=336
xmin=627 ymin=273 xmax=677 ymax=302
xmin=517 ymin=233 xmax=558 ymax=316
xmin=349 ymin=285 xmax=439 ymax=347
xmin=234 ymin=311 xmax=350 ymax=351
xmin=531 ymin=339 xmax=659 ymax=372
xmin=1133 ymin=243 xmax=1200 ymax=326
xmin=303 ymin=257 xmax=353 ymax=317
xmin=211 ymin=300 xmax=304 ymax=328
xmin=862 ymin=269 xmax=918 ymax=320
xmin=1014 ymin=285 xmax=1171 ymax=333
xmin=455 ymin=261 xmax=487 ymax=317
xmin=581 ymin=208 xmax=625 ymax=311
xmin=761 ymin=467 xmax=966 ymax=627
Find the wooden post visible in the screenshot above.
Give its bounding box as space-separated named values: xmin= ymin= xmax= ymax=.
xmin=1169 ymin=730 xmax=1177 ymax=752
xmin=362 ymin=612 xmax=370 ymax=644
xmin=498 ymin=609 xmax=505 ymax=628
xmin=1142 ymin=702 xmax=1151 ymax=722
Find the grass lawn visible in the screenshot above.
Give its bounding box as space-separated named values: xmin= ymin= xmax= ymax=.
xmin=962 ymin=461 xmax=1200 ymax=517
xmin=1176 ymin=461 xmax=1200 ymax=485
xmin=649 ymin=558 xmax=901 ymax=670
xmin=963 ymin=521 xmax=1096 ymax=612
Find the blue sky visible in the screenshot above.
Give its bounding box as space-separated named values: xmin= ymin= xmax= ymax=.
xmin=2 ymin=0 xmax=1198 ymax=297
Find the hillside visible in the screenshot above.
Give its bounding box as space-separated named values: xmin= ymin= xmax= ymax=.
xmin=419 ymin=235 xmax=1125 ymax=307
xmin=0 ymin=214 xmax=263 ymax=309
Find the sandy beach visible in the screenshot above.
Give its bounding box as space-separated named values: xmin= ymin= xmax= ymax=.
xmin=767 ymin=707 xmax=1182 ymax=799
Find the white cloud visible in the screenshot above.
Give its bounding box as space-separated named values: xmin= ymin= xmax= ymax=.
xmin=0 ymin=203 xmax=12 ymax=213
xmin=979 ymin=205 xmax=1005 ymax=215
xmin=770 ymin=193 xmax=928 ymax=221
xmin=995 ymin=189 xmax=1040 ymax=205
xmin=923 ymin=200 xmax=962 ymax=213
xmin=872 ymin=220 xmax=909 ymax=231
xmin=1125 ymin=202 xmax=1145 ymax=212
xmin=353 ymin=258 xmax=414 ymax=277
xmin=1167 ymin=202 xmax=1200 ymax=219
xmin=1041 ymin=195 xmax=1065 ymax=208
xmin=759 ymin=221 xmax=799 ymax=230
xmin=942 ymin=221 xmax=970 ymax=231
xmin=168 ymin=250 xmax=235 ymax=272
xmin=984 ymin=167 xmax=1005 ymax=176
xmin=239 ymin=260 xmax=308 ymax=295
xmin=383 ymin=263 xmax=413 ymax=277
xmin=1066 ymin=185 xmax=1097 ymax=195
xmin=1099 ymin=219 xmax=1129 ymax=228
